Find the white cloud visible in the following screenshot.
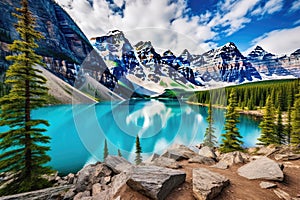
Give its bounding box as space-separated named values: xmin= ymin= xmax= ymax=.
xmin=244 ymin=26 xmax=300 ymax=55
xmin=290 ymin=0 xmax=300 ymax=12
xmin=294 ymin=19 xmax=300 ymax=25
xmin=252 ymin=0 xmax=284 ymax=16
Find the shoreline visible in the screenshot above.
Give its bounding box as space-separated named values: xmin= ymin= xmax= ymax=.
xmin=185 ymin=101 xmax=263 ymax=117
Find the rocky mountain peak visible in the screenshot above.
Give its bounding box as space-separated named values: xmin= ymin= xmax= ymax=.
xmin=247 ymin=45 xmax=275 ymax=60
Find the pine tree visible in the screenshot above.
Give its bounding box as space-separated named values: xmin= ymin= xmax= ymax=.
xmin=257 ymin=96 xmax=277 ymax=145
xmin=286 ymin=106 xmax=292 ymax=144
xmin=220 ymin=89 xmax=243 ymax=153
xmin=276 ymin=107 xmax=285 ymax=144
xmin=203 ymin=101 xmax=217 ymax=147
xmin=291 ymin=91 xmax=300 ymax=145
xmin=135 ymin=136 xmax=142 ymax=165
xmin=0 ymin=0 xmax=52 ymax=195
xmin=118 ymin=149 xmax=122 ymax=157
xmin=103 ymin=139 xmax=109 ymax=159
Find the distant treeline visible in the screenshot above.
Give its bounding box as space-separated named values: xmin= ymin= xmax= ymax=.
xmin=189 ymin=79 xmax=300 ymax=111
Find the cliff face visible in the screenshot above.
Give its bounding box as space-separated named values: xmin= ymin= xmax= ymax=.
xmin=0 ymin=0 xmax=93 ymax=84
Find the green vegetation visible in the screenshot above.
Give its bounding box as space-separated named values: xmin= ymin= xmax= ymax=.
xmin=203 ymin=101 xmax=217 ymax=147
xmin=135 ymin=136 xmax=142 ymax=165
xmin=286 ymin=106 xmax=292 ymax=144
xmin=118 ymin=149 xmax=122 ymax=157
xmin=103 ymin=139 xmax=109 ymax=160
xmin=159 ymin=80 xmax=168 ymax=87
xmin=291 ymin=88 xmax=300 ymax=145
xmin=220 ymin=89 xmax=243 ymax=153
xmin=0 ymin=0 xmax=52 ymax=195
xmin=276 ymin=107 xmax=285 ymax=145
xmin=189 ymin=79 xmax=299 ymax=111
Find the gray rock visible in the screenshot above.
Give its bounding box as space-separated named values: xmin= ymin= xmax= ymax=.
xmin=111 ymin=171 xmax=131 ymax=197
xmin=274 ymin=189 xmax=291 ymax=200
xmin=188 ymin=155 xmax=216 ymax=165
xmin=259 ymin=181 xmax=277 ymax=189
xmin=161 ymin=144 xmax=197 ymax=161
xmin=275 ymin=154 xmax=300 ymax=161
xmin=63 ymin=188 xmax=76 ymax=200
xmin=144 ymin=153 xmax=160 ymax=163
xmin=92 ymin=189 xmax=112 ymax=200
xmin=75 ymin=162 xmax=112 ymax=192
xmin=74 ymin=191 xmax=91 ymax=200
xmin=127 ymin=165 xmax=186 ymax=200
xmin=257 ymin=145 xmax=279 ymax=156
xmin=219 ymin=151 xmax=248 ymax=166
xmin=150 ymin=156 xmax=182 ymax=169
xmin=92 ymin=183 xmax=102 ymax=196
xmin=198 ymin=146 xmax=217 ymax=160
xmin=212 ymin=161 xmax=229 ymax=170
xmin=193 ymin=168 xmax=229 ymax=200
xmin=237 ymin=157 xmax=284 ymax=181
xmin=105 ymin=155 xmax=133 ymax=174
xmin=66 ymin=173 xmax=75 ymax=184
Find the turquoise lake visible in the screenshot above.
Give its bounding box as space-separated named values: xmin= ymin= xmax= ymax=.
xmin=0 ymin=100 xmax=261 ymax=174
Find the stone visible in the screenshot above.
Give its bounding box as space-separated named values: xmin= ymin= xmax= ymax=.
xmin=92 ymin=189 xmax=112 ymax=200
xmin=111 ymin=171 xmax=131 ymax=197
xmin=161 ymin=144 xmax=197 ymax=161
xmin=275 ymin=154 xmax=300 ymax=161
xmin=193 ymin=168 xmax=230 ymax=200
xmin=75 ymin=162 xmax=112 ymax=193
xmin=219 ymin=151 xmax=248 ymax=166
xmin=198 ymin=146 xmax=217 ymax=160
xmin=92 ymin=183 xmax=102 ymax=196
xmin=73 ymin=191 xmax=91 ymax=200
xmin=212 ymin=161 xmax=229 ymax=170
xmin=237 ymin=157 xmax=284 ymax=181
xmin=150 ymin=156 xmax=182 ymax=169
xmin=67 ymin=173 xmax=75 ymax=184
xmin=63 ymin=188 xmax=76 ymax=200
xmin=188 ymin=155 xmax=216 ymax=165
xmin=257 ymin=144 xmax=279 ymax=156
xmin=105 ymin=155 xmax=133 ymax=174
xmin=259 ymin=181 xmax=277 ymax=189
xmin=274 ymin=189 xmax=291 ymax=200
xmin=144 ymin=153 xmax=160 ymax=163
xmin=127 ymin=165 xmax=186 ymax=200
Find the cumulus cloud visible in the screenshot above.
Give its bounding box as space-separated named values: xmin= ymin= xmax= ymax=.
xmin=244 ymin=26 xmax=300 ymax=55
xmin=290 ymin=0 xmax=300 ymax=12
xmin=251 ymin=0 xmax=284 ymax=16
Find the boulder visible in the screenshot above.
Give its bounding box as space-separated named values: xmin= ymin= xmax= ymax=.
xmin=257 ymin=144 xmax=279 ymax=156
xmin=212 ymin=161 xmax=229 ymax=170
xmin=73 ymin=191 xmax=91 ymax=200
xmin=161 ymin=144 xmax=197 ymax=161
xmin=127 ymin=165 xmax=186 ymax=200
xmin=75 ymin=162 xmax=112 ymax=192
xmin=198 ymin=146 xmax=217 ymax=160
xmin=104 ymin=155 xmax=133 ymax=174
xmin=149 ymin=156 xmax=182 ymax=169
xmin=237 ymin=157 xmax=284 ymax=181
xmin=219 ymin=151 xmax=249 ymax=166
xmin=259 ymin=181 xmax=277 ymax=189
xmin=193 ymin=168 xmax=229 ymax=200
xmin=144 ymin=153 xmax=160 ymax=163
xmin=274 ymin=154 xmax=300 ymax=161
xmin=92 ymin=183 xmax=102 ymax=196
xmin=188 ymin=155 xmax=216 ymax=165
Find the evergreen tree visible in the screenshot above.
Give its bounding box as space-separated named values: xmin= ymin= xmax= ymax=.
xmin=286 ymin=106 xmax=292 ymax=144
xmin=276 ymin=107 xmax=285 ymax=144
xmin=291 ymin=91 xmax=300 ymax=145
xmin=103 ymin=139 xmax=109 ymax=159
xmin=257 ymin=96 xmax=277 ymax=145
xmin=0 ymin=0 xmax=52 ymax=195
xmin=203 ymin=101 xmax=217 ymax=147
xmin=135 ymin=136 xmax=142 ymax=165
xmin=118 ymin=149 xmax=122 ymax=157
xmin=220 ymin=89 xmax=243 ymax=153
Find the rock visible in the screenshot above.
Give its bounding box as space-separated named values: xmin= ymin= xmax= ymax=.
xmin=144 ymin=153 xmax=160 ymax=163
xmin=198 ymin=146 xmax=217 ymax=160
xmin=212 ymin=161 xmax=229 ymax=170
xmin=111 ymin=171 xmax=131 ymax=197
xmin=259 ymin=181 xmax=277 ymax=189
xmin=67 ymin=173 xmax=75 ymax=184
xmin=92 ymin=189 xmax=112 ymax=200
xmin=75 ymin=162 xmax=112 ymax=193
xmin=275 ymin=154 xmax=300 ymax=161
xmin=274 ymin=189 xmax=291 ymax=200
xmin=247 ymin=147 xmax=258 ymax=154
xmin=257 ymin=144 xmax=279 ymax=156
xmin=149 ymin=156 xmax=182 ymax=169
xmin=105 ymin=155 xmax=133 ymax=174
xmin=219 ymin=151 xmax=248 ymax=166
xmin=237 ymin=157 xmax=284 ymax=181
xmin=63 ymin=188 xmax=76 ymax=200
xmin=193 ymin=168 xmax=230 ymax=200
xmin=127 ymin=165 xmax=186 ymax=200
xmin=92 ymin=183 xmax=102 ymax=196
xmin=161 ymin=144 xmax=197 ymax=161
xmin=74 ymin=191 xmax=91 ymax=200
xmin=188 ymin=155 xmax=216 ymax=165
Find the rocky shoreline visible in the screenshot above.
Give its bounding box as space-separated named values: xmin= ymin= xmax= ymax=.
xmin=1 ymin=144 xmax=300 ymax=200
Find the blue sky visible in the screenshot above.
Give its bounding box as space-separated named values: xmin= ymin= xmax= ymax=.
xmin=57 ymin=0 xmax=300 ymax=55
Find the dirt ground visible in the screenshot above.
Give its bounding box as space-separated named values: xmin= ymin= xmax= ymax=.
xmin=119 ymin=159 xmax=300 ymax=200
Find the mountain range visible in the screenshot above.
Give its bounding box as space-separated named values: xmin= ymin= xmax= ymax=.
xmin=0 ymin=0 xmax=299 ymax=102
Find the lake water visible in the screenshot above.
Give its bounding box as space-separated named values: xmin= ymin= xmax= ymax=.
xmin=0 ymin=100 xmax=261 ymax=174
